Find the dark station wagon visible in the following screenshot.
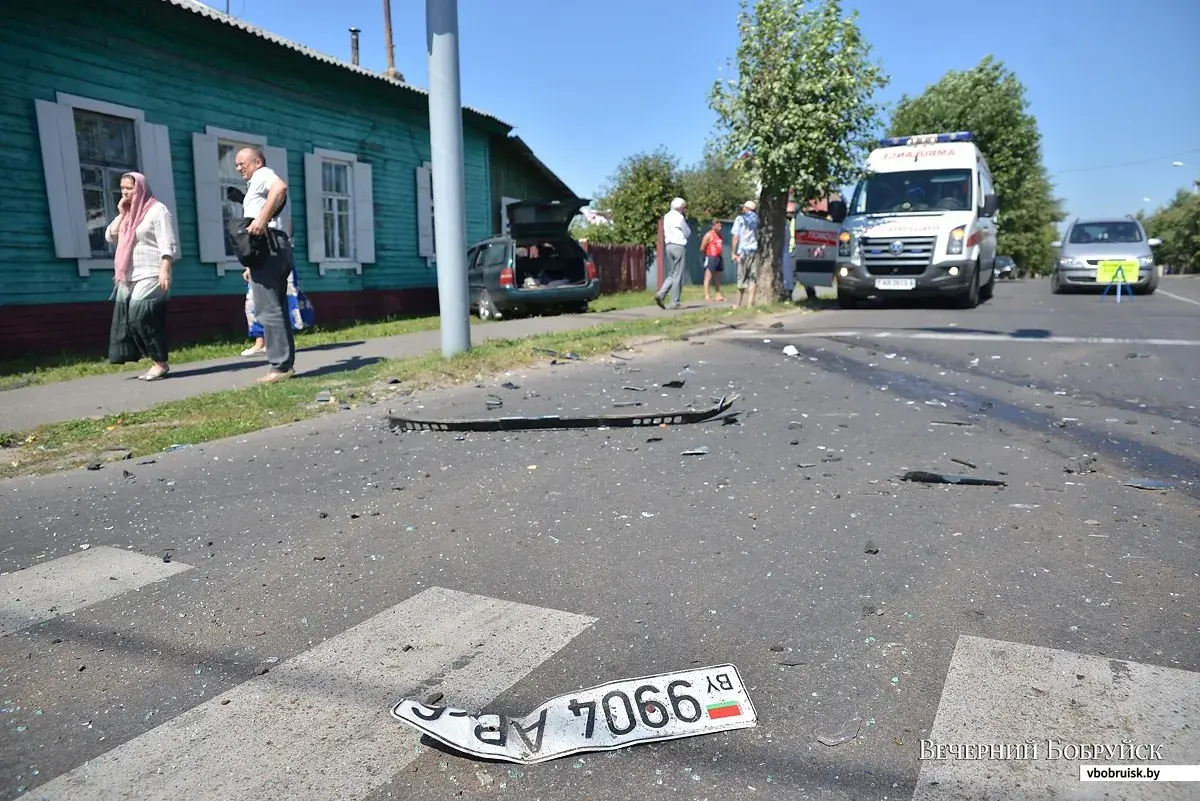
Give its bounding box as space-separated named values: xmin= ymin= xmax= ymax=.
xmin=468 ymin=199 xmax=600 ymax=320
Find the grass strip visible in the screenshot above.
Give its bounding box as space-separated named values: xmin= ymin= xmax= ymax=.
xmin=0 ymin=288 xmax=703 ymax=390
xmin=0 ymin=302 xmax=790 ymax=479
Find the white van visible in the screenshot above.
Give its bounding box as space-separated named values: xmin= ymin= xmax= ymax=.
xmin=829 ymin=131 xmax=999 ymax=309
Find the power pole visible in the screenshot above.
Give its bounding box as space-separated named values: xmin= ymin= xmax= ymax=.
xmin=426 ymin=0 xmax=470 ymax=356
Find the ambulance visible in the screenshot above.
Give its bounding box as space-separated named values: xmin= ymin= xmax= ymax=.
xmin=829 ymin=131 xmax=999 ymax=309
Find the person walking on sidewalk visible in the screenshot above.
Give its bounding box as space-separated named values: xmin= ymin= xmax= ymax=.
xmin=655 ymin=197 xmax=690 ymax=310
xmin=105 ymin=172 xmax=178 ymax=381
xmin=700 ymin=219 xmax=725 ymax=303
xmin=234 ymin=147 xmax=296 ymax=383
xmin=730 ymin=200 xmax=760 ymax=309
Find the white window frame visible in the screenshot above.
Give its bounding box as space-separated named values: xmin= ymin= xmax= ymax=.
xmin=416 ymin=161 xmax=435 ymax=267
xmin=192 ymin=125 xmax=290 ymax=276
xmin=303 ymin=147 xmax=374 ymax=275
xmin=34 ymin=92 xmax=179 ymax=277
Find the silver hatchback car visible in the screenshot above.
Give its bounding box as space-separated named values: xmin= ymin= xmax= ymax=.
xmin=1051 ymin=217 xmax=1162 ymax=295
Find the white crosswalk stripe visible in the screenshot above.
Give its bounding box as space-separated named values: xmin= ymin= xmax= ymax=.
xmin=30 ymin=586 xmax=595 ymax=801
xmin=1 ymin=546 xmax=190 ymax=638
xmin=912 ymin=636 xmax=1200 ymax=801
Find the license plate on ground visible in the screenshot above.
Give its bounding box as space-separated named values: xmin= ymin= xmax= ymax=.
xmin=875 ymin=278 xmax=916 ymax=290
xmin=392 ymin=663 xmax=757 ymax=764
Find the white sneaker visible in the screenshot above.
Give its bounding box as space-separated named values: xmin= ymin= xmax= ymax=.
xmin=241 ymin=345 xmax=266 ymax=357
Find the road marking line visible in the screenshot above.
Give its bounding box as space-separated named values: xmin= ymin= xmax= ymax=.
xmin=912 ymin=636 xmax=1200 ymax=801
xmin=1 ymin=546 xmax=190 ymax=638
xmin=34 ymin=586 xmax=596 ymax=801
xmin=1159 ymin=289 xmax=1200 ymax=308
xmin=719 ymin=329 xmax=1200 ymax=347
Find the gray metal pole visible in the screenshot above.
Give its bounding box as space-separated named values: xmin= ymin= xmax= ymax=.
xmin=426 ymin=0 xmax=470 ymax=357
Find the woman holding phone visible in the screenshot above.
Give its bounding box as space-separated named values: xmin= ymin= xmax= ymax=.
xmin=105 ymin=172 xmax=179 ymax=380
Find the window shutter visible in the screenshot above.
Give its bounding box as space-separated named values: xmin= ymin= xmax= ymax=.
xmin=353 ymin=161 xmax=375 ymax=264
xmin=137 ymin=122 xmax=179 ymax=250
xmin=263 ymin=145 xmax=290 ymax=235
xmin=191 ymin=132 xmax=224 ymax=264
xmin=416 ymin=162 xmax=434 ymax=260
xmin=303 ymin=153 xmax=325 ymax=264
xmin=34 ymin=99 xmax=89 ymax=259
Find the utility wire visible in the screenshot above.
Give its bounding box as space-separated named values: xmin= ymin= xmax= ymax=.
xmin=1051 ymin=147 xmax=1200 ymax=175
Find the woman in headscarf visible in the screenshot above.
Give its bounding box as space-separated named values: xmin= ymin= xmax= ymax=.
xmin=105 ymin=172 xmax=178 ymax=380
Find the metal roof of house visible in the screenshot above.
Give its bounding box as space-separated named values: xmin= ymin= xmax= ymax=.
xmin=166 ymin=0 xmax=512 ymax=129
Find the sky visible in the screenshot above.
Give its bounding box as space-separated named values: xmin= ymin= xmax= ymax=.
xmin=207 ymin=0 xmax=1199 ymax=221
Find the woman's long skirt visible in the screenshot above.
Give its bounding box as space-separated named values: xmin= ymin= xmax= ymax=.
xmin=109 ymin=278 xmax=168 ymax=364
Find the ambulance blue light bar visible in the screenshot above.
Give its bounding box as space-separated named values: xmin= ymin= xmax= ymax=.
xmin=879 ymin=131 xmax=973 ymax=147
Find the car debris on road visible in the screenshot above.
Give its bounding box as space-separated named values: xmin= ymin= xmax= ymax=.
xmin=391 ymin=664 xmax=757 ymax=764
xmin=901 ymin=470 xmax=1008 ymax=487
xmin=386 ymin=395 xmax=740 ymax=432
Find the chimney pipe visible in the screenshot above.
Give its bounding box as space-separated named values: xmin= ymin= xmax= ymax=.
xmin=382 ymin=0 xmax=398 ymax=79
xmin=349 ymin=27 xmax=361 ymax=66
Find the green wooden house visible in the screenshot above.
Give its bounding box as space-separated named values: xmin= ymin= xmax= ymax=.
xmin=0 ymin=0 xmax=573 ymax=358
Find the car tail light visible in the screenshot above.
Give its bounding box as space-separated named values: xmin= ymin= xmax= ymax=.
xmin=585 ymin=259 xmax=597 ymax=281
xmin=499 ymin=266 xmax=515 ymax=287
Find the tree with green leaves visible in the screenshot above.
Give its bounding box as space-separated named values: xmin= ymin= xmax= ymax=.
xmin=590 ymin=148 xmax=682 ymax=249
xmin=1143 ymin=189 xmax=1200 ymax=273
xmin=679 ymin=147 xmax=757 ymax=221
xmin=710 ymin=0 xmax=888 ymax=302
xmin=888 ymin=56 xmax=1065 ymax=275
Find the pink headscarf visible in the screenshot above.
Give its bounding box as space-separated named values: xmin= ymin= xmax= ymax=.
xmin=113 ymin=172 xmax=159 ymax=283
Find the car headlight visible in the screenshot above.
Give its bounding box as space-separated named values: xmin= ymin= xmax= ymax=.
xmin=1058 ymin=257 xmax=1087 ymax=268
xmin=1137 ymin=255 xmax=1154 ymax=267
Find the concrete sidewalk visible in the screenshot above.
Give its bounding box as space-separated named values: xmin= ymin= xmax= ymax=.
xmin=0 ymin=301 xmax=739 ymax=432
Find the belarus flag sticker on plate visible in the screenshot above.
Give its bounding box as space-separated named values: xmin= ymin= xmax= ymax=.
xmin=392 ymin=663 xmax=758 ymax=764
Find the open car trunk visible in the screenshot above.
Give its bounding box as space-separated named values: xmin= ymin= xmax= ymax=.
xmin=513 ymin=237 xmax=589 ymax=289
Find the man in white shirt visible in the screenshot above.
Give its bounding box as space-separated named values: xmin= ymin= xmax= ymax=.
xmin=655 ymin=197 xmax=690 ymax=310
xmin=235 ymin=147 xmax=295 ymax=383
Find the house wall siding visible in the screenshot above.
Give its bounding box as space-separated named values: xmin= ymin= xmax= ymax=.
xmin=0 ymin=0 xmax=495 ymax=310
xmin=488 ymin=142 xmax=568 ymax=235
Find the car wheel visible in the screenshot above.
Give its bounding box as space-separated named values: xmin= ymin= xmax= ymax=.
xmin=979 ymin=268 xmax=995 ymax=302
xmin=836 ymin=290 xmax=857 ymax=309
xmin=955 ymin=265 xmax=981 ymax=309
xmin=1051 ymin=273 xmax=1066 ymax=294
xmin=477 ymin=290 xmax=502 ymax=321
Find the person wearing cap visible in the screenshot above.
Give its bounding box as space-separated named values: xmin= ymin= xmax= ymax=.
xmin=730 ymin=200 xmax=760 ymax=308
xmin=655 ymin=197 xmax=690 ymax=310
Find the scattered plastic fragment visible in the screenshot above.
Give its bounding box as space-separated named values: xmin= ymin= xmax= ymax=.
xmin=782 ymin=345 xmax=799 ymax=357
xmin=387 ymin=395 xmax=739 ymax=432
xmin=315 ymin=390 xmax=334 ymax=404
xmin=901 ymin=470 xmax=1007 ymax=487
xmin=613 ymin=401 xmax=643 ymax=408
xmin=1126 ymin=479 xmax=1171 ymax=491
xmin=682 ymin=446 xmax=711 ymax=456
xmin=485 ymin=395 xmax=504 ymax=410
xmin=928 ymin=420 xmax=972 ymax=428
xmin=950 ymin=458 xmax=977 ymax=470
xmin=500 ymin=382 xmax=520 ymax=390
xmin=162 ymin=444 xmax=192 ymax=452
xmin=816 ymin=717 xmax=862 ymax=747
xmin=662 ymin=379 xmax=686 ymax=389
xmin=623 ymin=386 xmax=647 ymax=392
xmin=864 ymin=541 xmax=879 ymax=555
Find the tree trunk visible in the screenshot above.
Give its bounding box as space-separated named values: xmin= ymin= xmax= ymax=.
xmin=754 ymin=189 xmax=789 ymax=304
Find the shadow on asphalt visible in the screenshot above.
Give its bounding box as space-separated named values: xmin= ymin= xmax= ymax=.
xmin=298 ymin=355 xmax=383 ymax=379
xmin=297 ymin=340 xmax=367 ymax=353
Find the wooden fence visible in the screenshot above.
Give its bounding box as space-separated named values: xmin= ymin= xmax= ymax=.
xmin=586 ymin=243 xmax=647 ymax=294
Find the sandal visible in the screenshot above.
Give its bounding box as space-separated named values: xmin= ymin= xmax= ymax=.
xmin=139 ymin=366 xmax=169 ymax=381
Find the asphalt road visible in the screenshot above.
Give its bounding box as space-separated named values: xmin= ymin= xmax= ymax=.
xmin=2 ymin=278 xmax=1197 ymax=801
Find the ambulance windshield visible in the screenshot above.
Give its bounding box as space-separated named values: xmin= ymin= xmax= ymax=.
xmin=850 ymin=169 xmax=973 ymax=215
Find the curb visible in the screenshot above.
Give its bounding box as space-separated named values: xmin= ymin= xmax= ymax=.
xmin=622 ymin=307 xmax=813 ymax=350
